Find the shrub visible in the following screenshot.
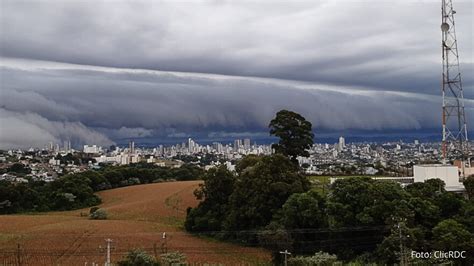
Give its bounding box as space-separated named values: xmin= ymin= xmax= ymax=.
xmin=117 ymin=249 xmax=160 ymax=266
xmin=89 ymin=208 xmax=108 ymax=220
xmin=89 ymin=206 xmax=100 ymax=214
xmin=160 ymin=251 xmax=186 ymax=265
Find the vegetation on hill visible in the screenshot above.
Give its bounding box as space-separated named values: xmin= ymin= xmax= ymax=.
xmin=185 ymin=110 xmax=474 ymax=265
xmin=0 ymin=163 xmax=203 ymax=214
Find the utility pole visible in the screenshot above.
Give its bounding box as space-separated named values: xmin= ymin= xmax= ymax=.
xmin=104 ymin=239 xmax=113 ymax=266
xmin=392 ymin=216 xmax=408 ymax=266
xmin=279 ymin=250 xmax=291 ymax=266
xmin=161 ymin=232 xmax=168 ymax=253
xmin=398 ymin=222 xmax=405 ymax=266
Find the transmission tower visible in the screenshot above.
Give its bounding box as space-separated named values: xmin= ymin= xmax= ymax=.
xmin=440 ymin=0 xmax=469 ymax=167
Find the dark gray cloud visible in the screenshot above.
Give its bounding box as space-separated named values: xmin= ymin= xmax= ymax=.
xmin=0 ymin=1 xmax=473 ymax=148
xmin=1 ymin=60 xmax=473 ymax=149
xmin=1 ymin=0 xmax=472 ymax=95
xmin=0 ymin=108 xmax=113 ymax=149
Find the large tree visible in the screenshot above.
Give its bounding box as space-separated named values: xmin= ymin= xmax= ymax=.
xmin=223 ymin=155 xmax=310 ymax=235
xmin=327 ymin=178 xmax=410 ymax=227
xmin=432 ymin=219 xmax=473 ymax=251
xmin=269 ymin=110 xmax=314 ymax=162
xmin=185 ymin=166 xmax=235 ymax=232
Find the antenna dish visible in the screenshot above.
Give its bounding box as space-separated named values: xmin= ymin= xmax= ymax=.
xmin=441 ymin=23 xmax=450 ymax=32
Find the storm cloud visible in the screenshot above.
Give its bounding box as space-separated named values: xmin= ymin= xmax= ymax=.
xmin=1 ymin=59 xmax=472 ymax=148
xmin=0 ymin=0 xmax=473 ymax=148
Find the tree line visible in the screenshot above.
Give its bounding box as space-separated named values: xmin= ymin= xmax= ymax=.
xmin=0 ymin=163 xmax=203 ymax=214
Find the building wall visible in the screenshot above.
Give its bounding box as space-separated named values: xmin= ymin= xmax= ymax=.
xmin=464 ymin=167 xmax=474 ymax=177
xmin=413 ymin=165 xmax=461 ymax=188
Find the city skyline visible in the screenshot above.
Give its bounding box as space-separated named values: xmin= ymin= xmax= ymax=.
xmin=1 ymin=0 xmax=473 ymax=149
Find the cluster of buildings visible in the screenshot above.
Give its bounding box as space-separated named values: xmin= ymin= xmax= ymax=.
xmin=1 ymin=136 xmax=471 ymax=192
xmin=92 ymin=138 xmax=272 ymax=167
xmin=298 ymin=137 xmax=442 ymax=175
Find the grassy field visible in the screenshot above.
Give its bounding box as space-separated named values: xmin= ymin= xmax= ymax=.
xmin=0 ymin=181 xmax=271 ymax=265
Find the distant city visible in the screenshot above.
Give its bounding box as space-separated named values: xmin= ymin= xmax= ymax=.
xmin=2 ymin=136 xmax=472 ymax=190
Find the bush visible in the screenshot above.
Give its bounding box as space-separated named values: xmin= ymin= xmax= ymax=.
xmin=117 ymin=249 xmax=160 ymax=266
xmin=89 ymin=206 xmax=100 ymax=214
xmin=160 ymin=251 xmax=186 ymax=265
xmin=89 ymin=208 xmax=108 ymax=220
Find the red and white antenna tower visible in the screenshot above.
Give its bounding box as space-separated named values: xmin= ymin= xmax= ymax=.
xmin=440 ymin=0 xmax=469 ymax=168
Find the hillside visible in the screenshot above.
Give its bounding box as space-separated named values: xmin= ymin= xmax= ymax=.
xmin=0 ymin=181 xmax=271 ymax=265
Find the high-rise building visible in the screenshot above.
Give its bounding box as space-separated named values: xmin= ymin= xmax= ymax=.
xmin=188 ymin=138 xmax=196 ymax=153
xmin=338 ymin=136 xmax=345 ymax=151
xmin=127 ymin=141 xmax=135 ymax=154
xmin=244 ymin=138 xmax=251 ymax=150
xmin=213 ymin=142 xmax=223 ymax=154
xmin=234 ymin=139 xmax=242 ymax=151
xmin=63 ymin=140 xmax=71 ymax=152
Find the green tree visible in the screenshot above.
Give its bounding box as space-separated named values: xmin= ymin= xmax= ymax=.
xmin=7 ymin=163 xmax=31 ymax=174
xmin=78 ymin=171 xmax=111 ymax=191
xmin=327 ymin=178 xmax=410 ymax=227
xmin=258 ymin=222 xmax=293 ymax=264
xmin=406 ymin=179 xmax=445 ymax=199
xmin=118 ymin=249 xmax=160 ymax=266
xmin=434 ymin=192 xmax=463 ymax=218
xmin=325 ymin=178 xmax=411 ymax=259
xmin=103 ymin=169 xmax=124 ymax=188
xmin=407 ymin=197 xmax=440 ymax=229
xmin=375 ymin=222 xmax=417 ymax=264
xmin=269 ymin=110 xmax=314 ymax=162
xmin=432 ymin=219 xmax=472 ymax=251
xmin=47 ymin=174 xmax=101 ymax=210
xmin=455 ymin=200 xmax=474 ymax=232
xmin=185 ymin=166 xmax=234 ymax=232
xmin=279 ymin=190 xmax=327 ymax=229
xmin=223 ymin=154 xmax=310 ymax=235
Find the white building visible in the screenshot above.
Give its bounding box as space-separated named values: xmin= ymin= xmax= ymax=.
xmin=413 ymin=164 xmax=464 ymax=192
xmin=225 ymin=161 xmax=235 ymax=172
xmin=83 ymin=145 xmax=100 ymax=154
xmin=338 ymin=136 xmax=345 ymax=151
xmin=48 ymin=158 xmax=61 ymax=166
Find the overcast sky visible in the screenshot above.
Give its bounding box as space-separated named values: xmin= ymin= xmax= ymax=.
xmin=0 ymin=0 xmax=473 ymax=148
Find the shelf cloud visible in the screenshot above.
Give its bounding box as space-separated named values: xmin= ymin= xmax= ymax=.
xmin=0 ymin=0 xmax=472 ymax=148
xmin=2 ymin=60 xmax=472 ymax=149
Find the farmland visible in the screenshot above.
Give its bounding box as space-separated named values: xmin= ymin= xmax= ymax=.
xmin=0 ymin=181 xmax=271 ymax=265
